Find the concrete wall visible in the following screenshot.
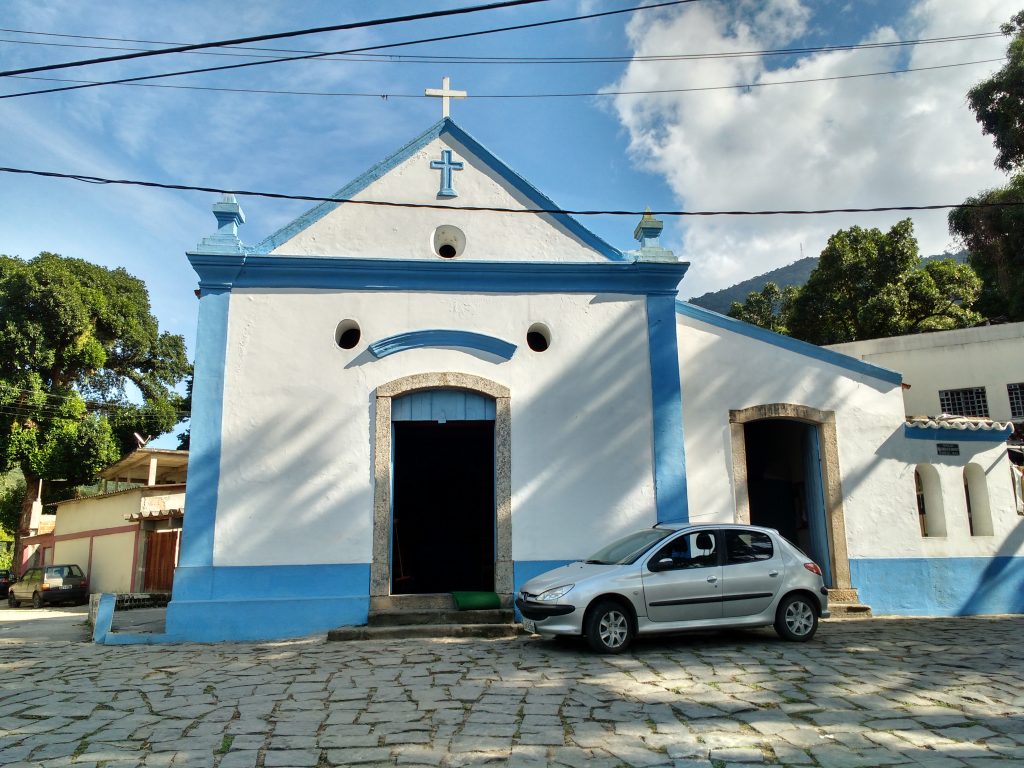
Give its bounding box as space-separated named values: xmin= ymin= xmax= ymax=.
xmin=214 ymin=289 xmax=657 ymax=569
xmin=828 ymin=322 xmax=1024 ymax=421
xmin=53 ymin=491 xmax=145 ymax=593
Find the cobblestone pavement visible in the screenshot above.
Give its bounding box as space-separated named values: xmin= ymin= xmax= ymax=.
xmin=2 ymin=616 xmax=1023 ymax=768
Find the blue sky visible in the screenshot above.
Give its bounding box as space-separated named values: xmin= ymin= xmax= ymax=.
xmin=0 ymin=0 xmax=1018 ymax=445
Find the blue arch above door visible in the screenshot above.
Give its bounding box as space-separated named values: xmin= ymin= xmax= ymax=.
xmin=392 ymin=390 xmax=496 ymax=422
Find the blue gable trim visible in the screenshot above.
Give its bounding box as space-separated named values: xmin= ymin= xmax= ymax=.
xmin=647 ymin=296 xmax=688 ymax=523
xmin=370 ymin=330 xmax=516 ymax=361
xmin=675 ymin=301 xmax=903 ymax=386
xmin=903 ymin=424 xmax=1013 ymax=442
xmin=253 ymin=117 xmax=625 ymax=262
xmin=188 ymin=252 xmax=688 ymax=295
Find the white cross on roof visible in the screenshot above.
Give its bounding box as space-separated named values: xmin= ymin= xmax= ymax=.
xmin=425 ymin=76 xmax=467 ymax=119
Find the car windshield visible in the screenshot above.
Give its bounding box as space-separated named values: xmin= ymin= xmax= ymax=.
xmin=585 ymin=529 xmax=674 ymax=565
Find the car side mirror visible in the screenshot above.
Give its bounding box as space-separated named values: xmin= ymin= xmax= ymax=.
xmin=648 ymin=557 xmax=674 ymax=572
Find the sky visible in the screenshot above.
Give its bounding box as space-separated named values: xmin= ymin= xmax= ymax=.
xmin=0 ymin=0 xmax=1020 ymax=444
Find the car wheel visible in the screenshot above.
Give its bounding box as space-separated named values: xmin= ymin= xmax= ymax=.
xmin=774 ymin=594 xmax=818 ymax=642
xmin=7 ymin=592 xmax=18 ymax=608
xmin=31 ymin=591 xmax=43 ymax=609
xmin=584 ymin=600 xmax=634 ymax=654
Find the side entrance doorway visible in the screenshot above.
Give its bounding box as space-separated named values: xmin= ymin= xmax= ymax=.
xmin=390 ymin=390 xmax=496 ymax=595
xmin=742 ymin=419 xmax=833 ymax=587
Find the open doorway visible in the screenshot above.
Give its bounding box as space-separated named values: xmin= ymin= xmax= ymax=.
xmin=743 ymin=419 xmax=833 ymax=586
xmin=391 ymin=420 xmax=495 ymax=594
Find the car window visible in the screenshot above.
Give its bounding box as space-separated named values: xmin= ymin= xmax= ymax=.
xmin=649 ymin=530 xmax=719 ymax=570
xmin=726 ymin=531 xmax=774 ymax=564
xmin=586 ymin=529 xmax=674 ymax=565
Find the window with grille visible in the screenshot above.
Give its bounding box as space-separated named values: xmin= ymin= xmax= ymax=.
xmin=938 ymin=387 xmax=989 ymax=418
xmin=1008 ymin=383 xmax=1024 ymax=420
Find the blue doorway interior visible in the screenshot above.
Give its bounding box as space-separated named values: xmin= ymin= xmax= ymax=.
xmin=391 ymin=390 xmax=496 ymax=595
xmin=744 ymin=419 xmax=833 ymax=587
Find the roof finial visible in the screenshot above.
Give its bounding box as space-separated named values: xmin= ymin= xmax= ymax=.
xmin=632 ymin=207 xmax=675 ymax=262
xmin=195 ymin=194 xmax=246 ymax=254
xmin=425 ymin=76 xmax=467 ymax=119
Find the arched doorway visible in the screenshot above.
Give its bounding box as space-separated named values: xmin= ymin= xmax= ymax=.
xmin=391 ymin=390 xmax=495 ymax=594
xmin=371 ymin=373 xmax=512 ymax=603
xmin=730 ymin=404 xmax=859 ymax=602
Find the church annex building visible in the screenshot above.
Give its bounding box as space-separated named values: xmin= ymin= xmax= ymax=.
xmin=162 ymin=117 xmax=1023 ymax=642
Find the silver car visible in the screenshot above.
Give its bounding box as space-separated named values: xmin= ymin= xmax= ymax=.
xmin=516 ymin=523 xmax=830 ymax=653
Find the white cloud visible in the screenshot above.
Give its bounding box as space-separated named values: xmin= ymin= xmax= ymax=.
xmin=608 ymin=0 xmax=1019 ymax=297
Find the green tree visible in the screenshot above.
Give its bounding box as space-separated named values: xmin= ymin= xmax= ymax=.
xmin=0 ymin=252 xmax=189 ymax=570
xmin=787 ymin=220 xmax=982 ymax=345
xmin=728 ymin=281 xmax=799 ymax=334
xmin=948 ymin=13 xmax=1024 ymax=321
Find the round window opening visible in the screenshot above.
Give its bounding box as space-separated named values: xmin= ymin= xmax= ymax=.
xmin=433 ymin=224 xmax=466 ymax=259
xmin=336 ymin=319 xmax=361 ymax=350
xmin=527 ymin=323 xmax=550 ymax=352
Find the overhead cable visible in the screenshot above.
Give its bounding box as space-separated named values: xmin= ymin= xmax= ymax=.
xmin=0 ymin=0 xmax=701 ymax=99
xmin=0 ymin=28 xmax=1003 ymax=65
xmin=0 ymin=0 xmax=555 ymax=77
xmin=7 ymin=56 xmax=1005 ymax=99
xmin=2 ymin=165 xmax=1020 ymax=217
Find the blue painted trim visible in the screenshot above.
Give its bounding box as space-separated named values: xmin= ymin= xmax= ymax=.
xmin=370 ymin=330 xmax=515 ymax=361
xmin=188 ymin=253 xmax=688 ymax=295
xmin=175 ymin=289 xmax=230 ymax=572
xmin=161 ymin=563 xmax=372 ymax=642
xmin=675 ymin=301 xmax=904 ymax=386
xmin=253 ymin=118 xmax=626 ymax=262
xmin=647 ymin=296 xmax=688 ymax=523
xmin=850 ymin=556 xmax=1024 ymax=616
xmin=92 ymin=593 xmax=115 ymax=643
xmin=903 ymin=424 xmax=1013 ymax=442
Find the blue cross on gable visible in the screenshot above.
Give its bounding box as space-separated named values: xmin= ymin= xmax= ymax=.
xmin=430 ymin=148 xmax=464 ymax=198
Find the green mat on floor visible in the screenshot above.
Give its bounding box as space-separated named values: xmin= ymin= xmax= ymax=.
xmin=451 ymin=591 xmax=501 ymax=610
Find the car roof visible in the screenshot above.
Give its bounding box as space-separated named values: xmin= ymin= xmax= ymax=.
xmin=654 ymin=522 xmax=780 ymax=535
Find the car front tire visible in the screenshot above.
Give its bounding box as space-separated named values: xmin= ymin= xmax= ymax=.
xmin=8 ymin=592 xmax=19 ymax=608
xmin=584 ymin=599 xmax=634 ymax=654
xmin=774 ymin=594 xmax=818 ymax=642
xmin=31 ymin=591 xmax=43 ymax=609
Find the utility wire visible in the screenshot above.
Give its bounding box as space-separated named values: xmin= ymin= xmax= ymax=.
xmin=0 ymin=0 xmax=699 ymax=99
xmin=0 ymin=0 xmax=554 ymax=77
xmin=2 ymin=165 xmax=1020 ymax=217
xmin=0 ymin=28 xmax=1003 ymax=65
xmin=6 ymin=57 xmax=1007 ymax=100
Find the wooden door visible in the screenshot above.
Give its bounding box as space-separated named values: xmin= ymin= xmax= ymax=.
xmin=143 ymin=530 xmax=179 ymax=592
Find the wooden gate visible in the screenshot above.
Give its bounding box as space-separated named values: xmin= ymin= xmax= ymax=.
xmin=143 ymin=529 xmax=179 ymax=592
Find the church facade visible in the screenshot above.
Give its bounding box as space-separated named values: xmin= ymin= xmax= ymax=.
xmin=164 ymin=118 xmax=1022 ymax=642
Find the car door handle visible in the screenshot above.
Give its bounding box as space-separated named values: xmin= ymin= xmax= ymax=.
xmin=769 ymin=571 xmax=779 ymax=577
xmin=706 ymin=576 xmax=718 ymax=583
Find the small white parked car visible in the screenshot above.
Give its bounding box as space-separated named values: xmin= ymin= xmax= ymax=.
xmin=516 ymin=523 xmax=830 ymax=653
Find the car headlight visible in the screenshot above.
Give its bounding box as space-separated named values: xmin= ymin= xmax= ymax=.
xmin=537 ymin=584 xmax=574 ymax=601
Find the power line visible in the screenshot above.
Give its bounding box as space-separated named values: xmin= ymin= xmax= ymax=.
xmin=0 ymin=28 xmax=1004 ymax=65
xmin=7 ymin=56 xmax=1006 ymax=99
xmin=0 ymin=0 xmax=700 ymax=100
xmin=0 ymin=0 xmax=554 ymax=77
xmin=2 ymin=164 xmax=1021 ymax=218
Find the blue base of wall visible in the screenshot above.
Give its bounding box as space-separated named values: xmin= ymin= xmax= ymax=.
xmin=851 ymin=557 xmax=1024 ymax=616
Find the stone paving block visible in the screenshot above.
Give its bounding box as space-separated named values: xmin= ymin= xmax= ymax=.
xmin=262 ymin=749 xmax=321 ymax=767
xmin=708 ymin=747 xmax=765 ymax=763
xmin=216 ymin=751 xmax=260 ymax=768
xmin=325 ymin=746 xmax=393 ymax=765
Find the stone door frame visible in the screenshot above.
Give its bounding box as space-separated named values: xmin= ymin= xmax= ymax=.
xmin=729 ymin=403 xmax=858 ymax=602
xmin=370 ymin=373 xmax=512 ymax=601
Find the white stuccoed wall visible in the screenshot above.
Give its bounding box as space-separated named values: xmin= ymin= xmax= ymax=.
xmin=272 ymin=136 xmax=608 ymax=263
xmin=213 ymin=289 xmax=657 ymax=567
xmin=828 ymin=323 xmax=1024 ymax=421
xmin=677 ymin=313 xmax=1023 ymax=561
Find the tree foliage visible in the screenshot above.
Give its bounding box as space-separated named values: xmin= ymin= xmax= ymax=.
xmin=949 ymin=12 xmax=1024 ymax=321
xmin=949 ymin=175 xmax=1024 ymax=321
xmin=967 ymin=11 xmax=1024 ymax=174
xmin=728 ymin=282 xmax=799 ymax=334
xmin=786 ymin=220 xmax=982 ymax=345
xmin=0 ymin=252 xmax=189 ymax=537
